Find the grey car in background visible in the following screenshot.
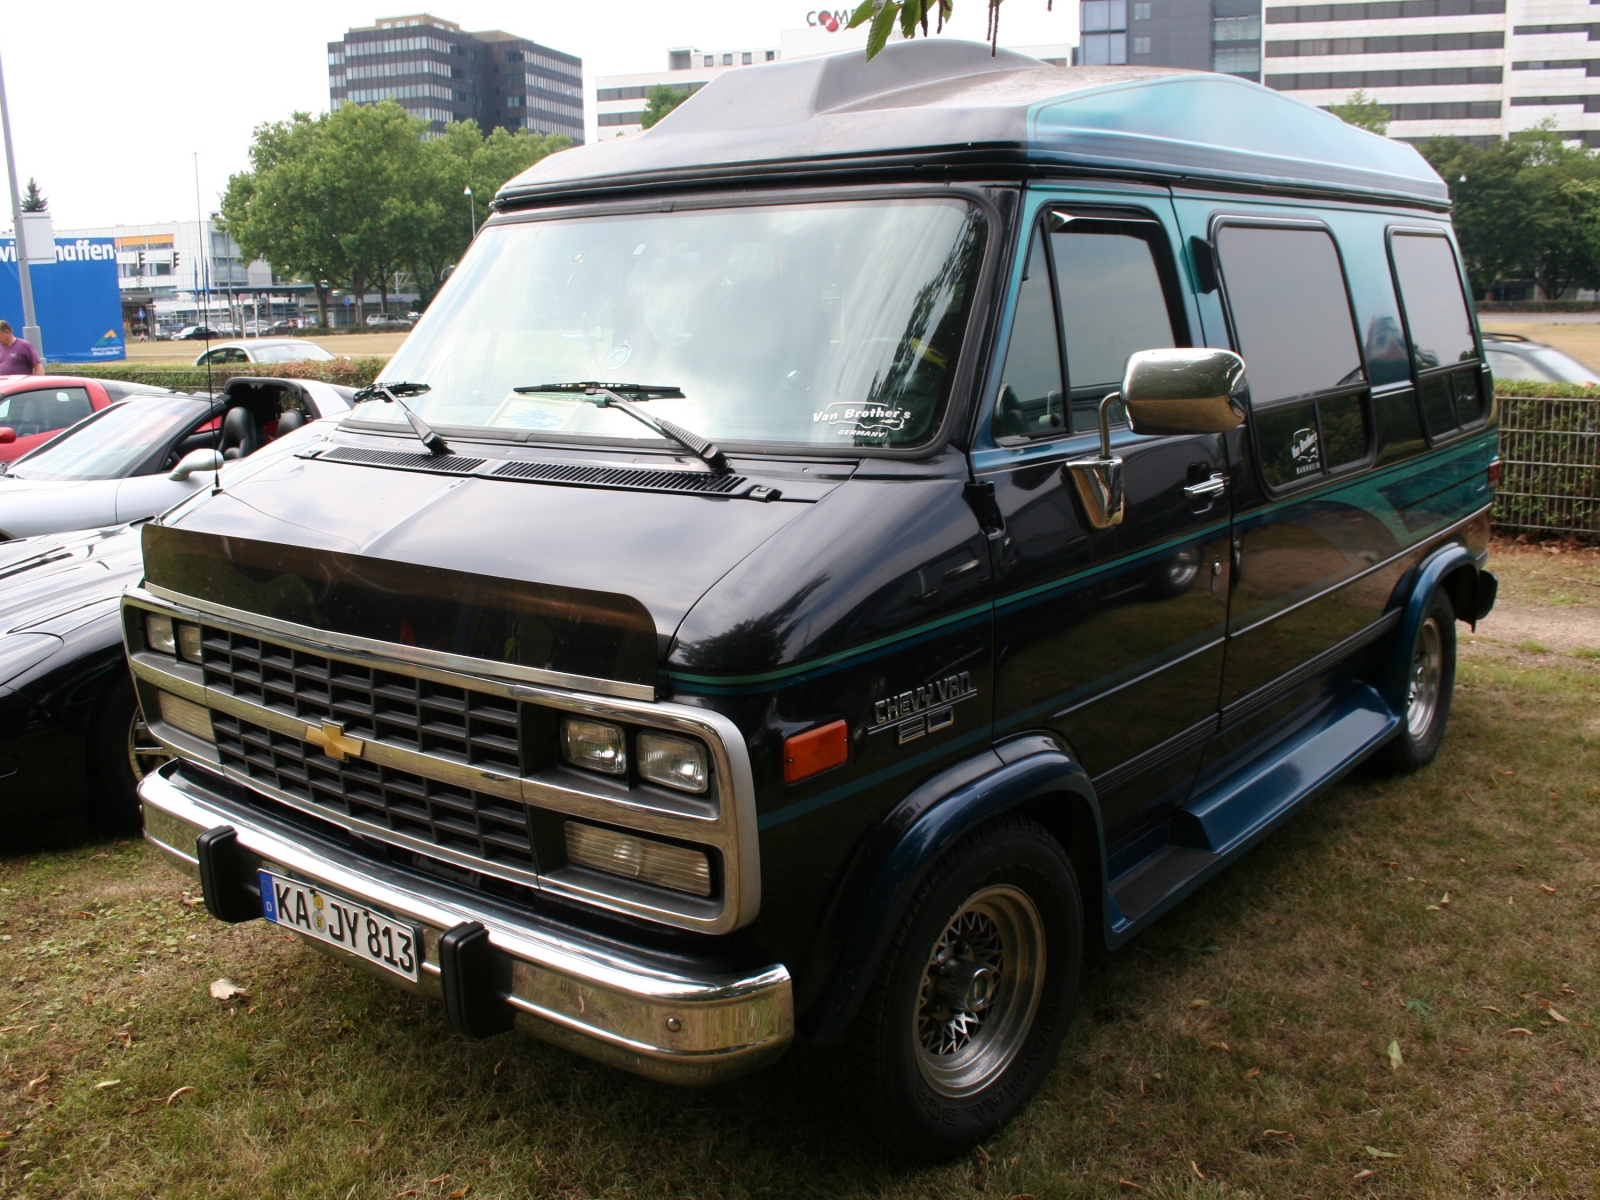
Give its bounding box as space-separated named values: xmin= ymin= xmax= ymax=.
xmin=1482 ymin=332 xmax=1600 ymax=385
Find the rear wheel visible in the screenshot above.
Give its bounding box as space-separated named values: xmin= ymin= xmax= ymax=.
xmin=88 ymin=670 xmax=169 ymax=829
xmin=836 ymin=816 xmax=1082 ymax=1159
xmin=1376 ymin=587 xmax=1456 ymax=774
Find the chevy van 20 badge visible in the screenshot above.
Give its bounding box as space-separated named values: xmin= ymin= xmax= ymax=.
xmin=123 ymin=40 xmax=1499 ymax=1159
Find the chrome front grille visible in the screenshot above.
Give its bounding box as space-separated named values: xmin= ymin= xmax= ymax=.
xmin=124 ymin=587 xmax=761 ymax=934
xmin=201 ymin=629 xmax=539 ymax=868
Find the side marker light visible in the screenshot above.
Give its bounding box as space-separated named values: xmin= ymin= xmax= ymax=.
xmin=783 ymin=719 xmax=849 ymax=784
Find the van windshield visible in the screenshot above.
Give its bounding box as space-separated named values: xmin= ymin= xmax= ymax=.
xmin=350 ymin=198 xmax=988 ymax=450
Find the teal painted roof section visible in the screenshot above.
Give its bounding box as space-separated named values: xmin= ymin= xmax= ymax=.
xmin=498 ymin=40 xmax=1446 ymax=207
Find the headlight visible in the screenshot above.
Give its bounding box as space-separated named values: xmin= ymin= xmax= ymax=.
xmin=146 ymin=613 xmax=176 ymax=655
xmin=0 ymin=632 xmax=63 ymax=687
xmin=560 ymin=718 xmax=627 ymax=776
xmin=565 ymin=822 xmax=712 ymax=897
xmin=177 ymin=623 xmax=204 ymax=664
xmin=637 ymin=731 xmax=709 ymax=794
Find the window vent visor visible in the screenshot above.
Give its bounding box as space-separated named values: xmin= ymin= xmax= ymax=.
xmin=565 ymin=822 xmax=713 ymax=897
xmin=491 ymin=459 xmax=747 ymax=494
xmin=322 ymin=446 xmax=486 ymax=473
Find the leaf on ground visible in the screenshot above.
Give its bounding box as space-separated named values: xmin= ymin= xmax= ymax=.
xmin=1540 ymin=884 xmax=1558 ymax=894
xmin=1188 ymin=998 xmax=1210 ymax=1008
xmin=1366 ymin=1146 xmax=1400 ymax=1159
xmin=26 ymin=1072 xmax=48 ymax=1090
xmin=1387 ymin=1039 xmax=1404 ymax=1069
xmin=1117 ymin=1182 xmax=1144 ymax=1193
xmin=165 ymin=1086 xmax=194 ymax=1105
xmin=1480 ymin=1005 xmax=1507 ymax=1015
xmin=1353 ymin=1169 xmax=1376 ymax=1181
xmin=448 ymin=1189 xmax=469 ymax=1200
xmin=1246 ymin=1066 xmax=1262 ymax=1078
xmin=1502 ymin=1028 xmax=1535 ymax=1037
xmin=1263 ymin=1129 xmax=1295 ymax=1140
xmin=209 ymin=979 xmax=248 ymax=1002
xmin=1542 ymin=1005 xmax=1571 ymax=1024
xmin=94 ymin=1079 xmax=121 ymax=1089
xmin=1381 ymin=862 xmax=1400 ymax=870
xmin=425 ymin=1175 xmax=451 ymax=1186
xmin=1191 ymin=1162 xmax=1206 ymax=1180
xmin=1206 ymin=1041 xmax=1231 ymax=1052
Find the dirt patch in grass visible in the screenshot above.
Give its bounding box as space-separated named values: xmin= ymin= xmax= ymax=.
xmin=0 ymin=550 xmax=1596 ymax=1198
xmin=1470 ymin=537 xmax=1600 ymax=664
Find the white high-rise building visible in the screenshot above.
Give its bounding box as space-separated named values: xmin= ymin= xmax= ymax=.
xmin=1264 ymin=0 xmax=1600 ymax=147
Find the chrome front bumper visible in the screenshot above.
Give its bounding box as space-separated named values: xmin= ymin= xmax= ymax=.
xmin=139 ymin=762 xmax=793 ymax=1085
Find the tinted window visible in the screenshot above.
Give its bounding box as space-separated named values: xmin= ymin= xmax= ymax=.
xmin=1215 ymin=225 xmax=1364 ymax=403
xmin=0 ymin=386 xmax=94 ymax=437
xmin=1390 ymin=234 xmax=1476 ymax=370
xmin=993 ymin=231 xmax=1065 ymax=439
xmin=1050 ymin=217 xmax=1177 ymax=430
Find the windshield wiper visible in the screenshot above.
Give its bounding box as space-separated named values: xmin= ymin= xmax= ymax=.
xmin=514 ymin=382 xmax=730 ymax=473
xmin=352 ymin=382 xmax=449 ymax=456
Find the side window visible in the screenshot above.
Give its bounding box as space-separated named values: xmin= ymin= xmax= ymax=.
xmin=0 ymin=387 xmax=93 ymax=438
xmin=992 ymin=230 xmax=1065 ymax=439
xmin=1389 ymin=232 xmax=1483 ymax=437
xmin=1215 ymin=224 xmax=1372 ymax=487
xmin=1050 ymin=213 xmax=1180 ymax=431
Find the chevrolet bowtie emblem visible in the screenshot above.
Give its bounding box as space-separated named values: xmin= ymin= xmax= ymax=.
xmin=305 ymin=720 xmax=364 ymax=761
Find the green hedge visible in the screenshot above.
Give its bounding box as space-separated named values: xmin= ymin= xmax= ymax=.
xmin=1493 ymin=380 xmax=1600 ymax=399
xmin=45 ymin=357 xmax=388 ymax=391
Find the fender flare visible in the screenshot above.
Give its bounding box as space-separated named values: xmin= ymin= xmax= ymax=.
xmin=1380 ymin=541 xmax=1477 ymax=712
xmin=798 ymin=740 xmax=1103 ymax=1046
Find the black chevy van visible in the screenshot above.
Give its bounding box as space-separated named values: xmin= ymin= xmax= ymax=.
xmin=126 ymin=42 xmax=1498 ymax=1155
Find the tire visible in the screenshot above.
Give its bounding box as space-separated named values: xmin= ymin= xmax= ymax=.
xmin=87 ymin=670 xmax=170 ymax=830
xmin=1375 ymin=586 xmax=1456 ymax=774
xmin=834 ymin=816 xmax=1083 ymax=1159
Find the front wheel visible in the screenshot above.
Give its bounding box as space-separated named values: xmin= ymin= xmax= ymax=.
xmin=1376 ymin=587 xmax=1456 ymax=774
xmin=87 ymin=670 xmax=170 ymax=829
xmin=836 ymin=816 xmax=1082 ymax=1159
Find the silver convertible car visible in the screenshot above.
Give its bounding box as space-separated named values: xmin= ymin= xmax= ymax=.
xmin=0 ymin=378 xmax=350 ymax=540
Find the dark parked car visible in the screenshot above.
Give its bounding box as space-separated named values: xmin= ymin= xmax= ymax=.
xmin=127 ymin=42 xmax=1498 ymax=1156
xmin=0 ymin=525 xmax=152 ymax=844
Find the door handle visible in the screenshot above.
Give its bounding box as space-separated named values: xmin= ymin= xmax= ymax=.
xmin=1183 ymin=472 xmax=1227 ymax=500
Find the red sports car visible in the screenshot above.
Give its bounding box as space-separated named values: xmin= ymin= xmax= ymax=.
xmin=0 ymin=375 xmax=180 ymax=464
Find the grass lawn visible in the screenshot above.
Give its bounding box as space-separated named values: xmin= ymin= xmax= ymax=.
xmin=2 ymin=546 xmax=1597 ymax=1198
xmin=117 ymin=331 xmax=407 ymax=366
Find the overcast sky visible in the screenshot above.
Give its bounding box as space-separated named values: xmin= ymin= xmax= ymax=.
xmin=2 ymin=1 xmax=1079 ymax=232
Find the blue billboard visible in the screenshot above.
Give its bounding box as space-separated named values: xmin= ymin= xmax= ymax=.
xmin=0 ymin=237 xmax=126 ymax=362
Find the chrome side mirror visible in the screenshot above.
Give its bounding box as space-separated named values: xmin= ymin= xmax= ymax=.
xmin=169 ymin=448 xmax=224 ymax=481
xmin=1122 ymin=348 xmax=1248 ymax=436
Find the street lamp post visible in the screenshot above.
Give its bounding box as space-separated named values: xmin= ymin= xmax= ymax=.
xmin=464 ymin=185 xmax=476 ymax=238
xmin=0 ymin=49 xmax=42 ymax=354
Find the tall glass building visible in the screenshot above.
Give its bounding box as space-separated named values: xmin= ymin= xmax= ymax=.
xmin=329 ymin=13 xmax=583 ymax=143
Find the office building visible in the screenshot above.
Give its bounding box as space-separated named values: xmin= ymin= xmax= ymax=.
xmin=329 ymin=13 xmax=584 ymax=143
xmin=1079 ymin=0 xmax=1262 ymax=81
xmin=596 ymin=44 xmax=781 ymax=139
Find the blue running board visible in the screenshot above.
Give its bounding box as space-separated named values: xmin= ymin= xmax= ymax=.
xmin=1105 ymin=683 xmax=1399 ymax=947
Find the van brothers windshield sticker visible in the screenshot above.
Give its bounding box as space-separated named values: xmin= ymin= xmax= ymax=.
xmin=1291 ymin=427 xmax=1321 ymax=476
xmin=813 ymin=402 xmax=912 ymax=444
xmin=871 ymin=671 xmax=978 ymax=745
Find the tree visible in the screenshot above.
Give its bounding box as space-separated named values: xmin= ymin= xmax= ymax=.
xmin=1418 ymin=125 xmax=1600 ymax=299
xmin=405 ymin=121 xmax=571 ymax=309
xmin=223 ymin=103 xmax=566 ymax=324
xmin=641 ymin=85 xmax=690 ymax=130
xmin=849 ymin=0 xmax=959 ymax=57
xmin=1329 ymin=90 xmax=1390 ymax=136
xmin=20 ymin=178 xmax=45 ymax=212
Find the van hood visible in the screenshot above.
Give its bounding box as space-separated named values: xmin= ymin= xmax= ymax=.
xmin=141 ymin=447 xmax=818 ymax=695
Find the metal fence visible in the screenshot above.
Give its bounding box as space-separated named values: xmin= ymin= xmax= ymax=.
xmin=1494 ymin=393 xmax=1600 ymax=536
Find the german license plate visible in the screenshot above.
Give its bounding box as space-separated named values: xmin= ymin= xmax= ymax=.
xmin=259 ymin=870 xmax=421 ymax=983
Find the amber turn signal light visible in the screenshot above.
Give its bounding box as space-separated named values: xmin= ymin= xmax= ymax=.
xmin=783 ymin=719 xmax=849 ymax=784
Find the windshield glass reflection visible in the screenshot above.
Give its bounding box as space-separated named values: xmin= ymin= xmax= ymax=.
xmin=351 ymin=198 xmax=988 ymax=450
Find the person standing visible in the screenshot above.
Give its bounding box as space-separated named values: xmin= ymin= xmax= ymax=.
xmin=0 ymin=321 xmax=42 ymax=375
